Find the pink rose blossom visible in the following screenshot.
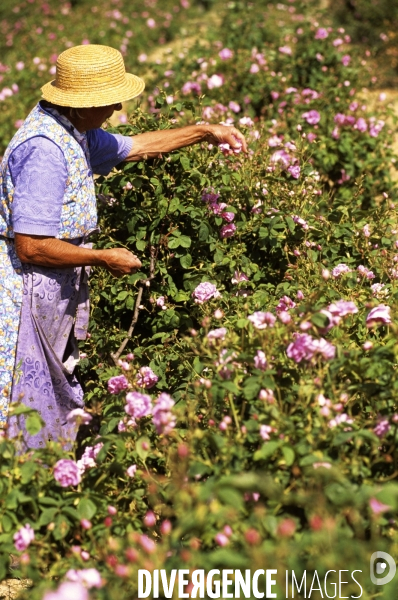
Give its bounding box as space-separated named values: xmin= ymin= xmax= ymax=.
xmin=193 ymin=282 xmax=221 ymax=303
xmin=332 ymin=263 xmax=351 ymax=278
xmin=279 ymin=46 xmax=292 ymax=55
xmin=288 ymin=165 xmax=301 ymax=179
xmin=139 ymin=534 xmax=156 ymax=553
xmin=107 ymin=375 xmax=129 ymax=394
xmin=276 ymin=296 xmax=296 ymax=312
xmin=302 ymin=110 xmax=321 ymax=125
xmin=315 ymin=28 xmax=328 ymax=39
xmin=259 ymin=389 xmax=275 ymax=403
xmin=125 ymin=391 xmax=152 ymax=418
xmin=220 ymin=223 xmax=237 ymax=238
xmin=136 ymin=366 xmax=158 ymax=389
xmin=54 ymin=459 xmax=81 ymax=487
xmin=231 ymin=271 xmax=249 ymax=284
xmin=152 ymin=393 xmax=176 ymax=435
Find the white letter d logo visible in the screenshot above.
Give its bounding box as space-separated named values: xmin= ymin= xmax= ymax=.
xmin=370 ymin=551 xmax=396 ymax=585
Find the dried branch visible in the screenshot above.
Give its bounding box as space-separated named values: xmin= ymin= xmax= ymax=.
xmin=111 ymin=245 xmax=158 ymax=365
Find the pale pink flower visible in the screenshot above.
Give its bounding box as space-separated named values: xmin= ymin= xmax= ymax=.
xmin=65 ymin=568 xmax=103 ymax=589
xmin=66 ymin=408 xmax=92 ymax=425
xmin=366 ymin=305 xmax=391 ymax=327
xmin=328 ymin=413 xmax=353 ymax=428
xmin=279 ymin=46 xmax=292 ymax=55
xmin=219 ymin=48 xmax=233 ymax=60
xmin=369 ymin=497 xmax=391 ymax=514
xmin=139 ymin=534 xmax=156 ymax=553
xmin=374 ymin=418 xmax=390 ymax=438
xmin=276 ymin=296 xmax=296 ymax=312
xmin=207 ymin=74 xmax=224 ymax=89
xmin=231 ymin=271 xmax=249 ymax=284
xmin=215 ymin=533 xmax=229 ymax=546
xmin=156 ymin=296 xmax=165 ymax=307
xmin=248 ymin=311 xmax=276 ymax=329
xmin=259 ymin=424 xmax=273 ymax=440
xmin=259 ymin=389 xmax=275 ymax=403
xmin=254 ymin=350 xmax=268 ymax=371
xmin=14 ymin=524 xmax=34 ymax=551
xmin=126 ymin=464 xmax=137 ymax=478
xmin=43 ymin=583 xmax=89 ymax=600
xmin=250 ymin=63 xmax=260 ymax=74
xmin=146 ymin=18 xmax=156 ymax=28
xmin=288 ymin=165 xmax=300 ymax=179
xmin=207 ymin=327 xmax=227 ymax=341
xmin=341 ymin=54 xmax=351 ymax=66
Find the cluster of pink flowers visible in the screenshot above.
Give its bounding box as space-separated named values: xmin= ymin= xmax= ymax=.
xmin=331 ymin=263 xmax=351 ymax=278
xmin=320 ymin=300 xmax=358 ymax=332
xmin=357 ymin=265 xmax=375 ymax=280
xmin=54 ymin=459 xmax=82 ymax=487
xmin=76 ymin=443 xmax=103 ymax=475
xmin=333 ymin=112 xmax=385 ymax=138
xmin=192 ymin=281 xmax=221 ymax=303
xmin=136 ymin=366 xmax=158 ymax=389
xmin=287 ymin=334 xmax=336 ymax=363
xmin=276 ymin=296 xmax=296 ymax=312
xmin=14 ymin=523 xmax=35 ymax=551
xmin=152 ymin=393 xmax=176 ymax=435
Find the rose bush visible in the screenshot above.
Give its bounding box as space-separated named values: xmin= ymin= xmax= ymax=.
xmin=2 ymin=0 xmax=398 ymax=599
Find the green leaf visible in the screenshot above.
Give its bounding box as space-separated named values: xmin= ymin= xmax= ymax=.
xmin=25 ymin=412 xmax=44 ymax=436
xmin=77 ymin=498 xmax=97 ymax=520
xmin=180 ymin=156 xmax=190 ymax=170
xmin=168 ymin=237 xmax=181 ymax=249
xmin=136 ymin=239 xmax=147 ymax=251
xmin=21 ymin=460 xmax=37 ymax=484
xmin=311 ymin=312 xmax=329 ymax=328
xmin=282 ymin=446 xmax=295 ymax=466
xmin=136 ymin=436 xmax=150 ymax=461
xmin=38 ymin=507 xmax=58 ymax=527
xmin=180 ymin=254 xmax=192 ymax=268
xmin=117 ymin=290 xmax=129 ymax=301
xmin=199 ymin=223 xmax=209 ymax=241
xmin=254 ymin=440 xmax=281 ymax=461
xmin=179 ymin=235 xmax=191 ymax=248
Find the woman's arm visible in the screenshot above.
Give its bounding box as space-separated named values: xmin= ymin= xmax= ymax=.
xmin=15 ymin=233 xmax=142 ymax=278
xmin=125 ymin=124 xmax=247 ymax=161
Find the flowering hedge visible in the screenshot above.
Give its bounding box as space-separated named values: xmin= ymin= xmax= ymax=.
xmin=2 ymin=1 xmax=398 ymax=599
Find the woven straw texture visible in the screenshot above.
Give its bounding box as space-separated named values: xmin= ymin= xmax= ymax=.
xmin=41 ymin=45 xmax=145 ymax=108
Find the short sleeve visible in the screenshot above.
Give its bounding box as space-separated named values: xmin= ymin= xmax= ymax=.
xmin=9 ymin=137 xmax=67 ymax=237
xmin=87 ymin=128 xmax=133 ymax=176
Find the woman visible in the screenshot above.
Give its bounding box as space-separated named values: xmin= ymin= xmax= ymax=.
xmin=0 ymin=44 xmax=246 ymax=450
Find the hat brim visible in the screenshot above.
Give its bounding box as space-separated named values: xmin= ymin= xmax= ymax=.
xmin=40 ymin=73 xmax=145 ymax=108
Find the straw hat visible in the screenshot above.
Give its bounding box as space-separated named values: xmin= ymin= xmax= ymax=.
xmin=41 ymin=45 xmax=145 ymax=108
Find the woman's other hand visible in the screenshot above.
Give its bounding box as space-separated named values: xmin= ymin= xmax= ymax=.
xmin=103 ymin=248 xmax=142 ymax=277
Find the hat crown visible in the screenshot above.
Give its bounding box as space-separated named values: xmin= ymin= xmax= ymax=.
xmin=55 ymin=45 xmax=126 ymax=93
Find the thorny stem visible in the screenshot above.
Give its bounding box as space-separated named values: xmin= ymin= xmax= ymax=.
xmin=111 ymin=245 xmax=158 ymax=365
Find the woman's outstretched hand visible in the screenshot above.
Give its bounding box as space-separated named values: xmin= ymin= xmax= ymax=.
xmin=204 ymin=124 xmax=248 ymax=154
